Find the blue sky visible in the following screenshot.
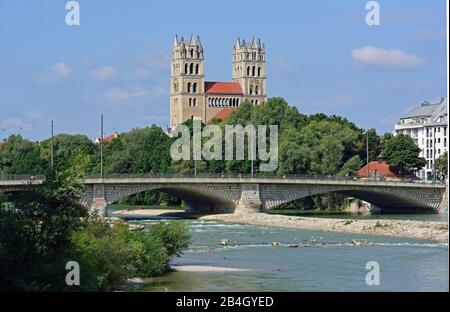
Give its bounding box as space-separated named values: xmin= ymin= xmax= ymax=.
xmin=0 ymin=0 xmax=447 ymax=141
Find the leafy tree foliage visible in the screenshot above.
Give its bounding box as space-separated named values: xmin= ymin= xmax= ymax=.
xmin=381 ymin=134 xmax=426 ymax=176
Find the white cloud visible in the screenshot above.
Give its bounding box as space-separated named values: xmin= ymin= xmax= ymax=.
xmin=270 ymin=57 xmax=290 ymax=71
xmin=151 ymin=85 xmax=168 ymax=97
xmin=90 ymin=65 xmax=117 ymax=80
xmin=351 ymin=46 xmax=423 ymax=69
xmin=309 ymin=91 xmax=353 ymax=109
xmin=413 ymin=29 xmax=445 ymax=41
xmin=51 ymin=63 xmax=71 ymax=78
xmin=104 ymin=87 xmax=148 ymax=104
xmin=134 ymin=67 xmax=151 ymax=79
xmin=1 ymin=117 xmax=26 ymax=129
xmin=25 ymin=110 xmax=43 ymax=120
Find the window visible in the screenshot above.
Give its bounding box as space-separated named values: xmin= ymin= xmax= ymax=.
xmin=190 ymin=63 xmax=194 ymax=75
xmin=258 ymin=67 xmax=261 ymax=77
xmin=252 ymin=66 xmax=256 ymax=76
xmin=195 ymin=64 xmax=199 ymax=75
xmin=192 ymin=83 xmax=197 ymax=93
xmin=255 ymin=85 xmax=259 ymax=95
xmin=247 ymin=66 xmax=250 ymax=76
xmin=184 ymin=63 xmax=188 ymax=74
xmin=187 ymin=82 xmax=191 ymax=93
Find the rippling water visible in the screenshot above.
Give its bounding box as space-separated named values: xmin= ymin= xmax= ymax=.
xmin=131 ymin=219 xmax=449 ymax=292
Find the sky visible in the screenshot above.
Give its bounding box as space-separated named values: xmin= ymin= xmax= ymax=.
xmin=0 ymin=0 xmax=447 ymax=141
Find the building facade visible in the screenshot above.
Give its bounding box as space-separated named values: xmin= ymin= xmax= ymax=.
xmin=169 ymin=35 xmax=266 ymax=130
xmin=394 ymin=97 xmax=448 ymax=180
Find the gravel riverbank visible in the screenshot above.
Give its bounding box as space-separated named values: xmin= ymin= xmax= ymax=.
xmin=200 ymin=213 xmax=449 ymax=243
xmin=111 ymin=209 xmax=449 ymax=243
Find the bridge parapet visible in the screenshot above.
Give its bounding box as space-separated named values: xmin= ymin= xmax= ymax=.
xmin=1 ymin=174 xmax=447 ymax=216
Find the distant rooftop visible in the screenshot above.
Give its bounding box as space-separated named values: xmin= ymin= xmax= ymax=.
xmin=205 ymin=82 xmax=243 ymax=95
xmin=403 ymin=97 xmax=447 ymax=120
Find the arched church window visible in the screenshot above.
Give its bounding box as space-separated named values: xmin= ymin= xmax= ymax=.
xmin=258 ymin=67 xmax=261 ymax=77
xmin=195 ymin=64 xmax=199 ymax=75
xmin=190 ymin=49 xmax=194 ymax=58
xmin=190 ymin=63 xmax=194 ymax=75
xmin=247 ymin=66 xmax=250 ymax=76
xmin=255 ymin=85 xmax=259 ymax=95
xmin=187 ymin=82 xmax=191 ymax=93
xmin=252 ymin=66 xmax=256 ymax=76
xmin=193 ymin=83 xmax=197 ymax=93
xmin=185 ymin=63 xmax=188 ymax=74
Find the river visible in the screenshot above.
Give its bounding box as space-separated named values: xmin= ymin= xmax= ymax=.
xmin=121 ymin=214 xmax=448 ymax=292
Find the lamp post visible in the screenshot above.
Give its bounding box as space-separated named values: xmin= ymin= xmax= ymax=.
xmin=366 ymin=130 xmax=370 ymax=180
xmin=50 ymin=120 xmax=54 ymax=170
xmin=100 ymin=114 xmax=104 ymax=179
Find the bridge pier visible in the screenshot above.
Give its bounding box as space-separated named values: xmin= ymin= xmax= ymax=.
xmin=91 ymin=184 xmax=107 ymax=217
xmin=235 ymin=184 xmax=262 ymax=213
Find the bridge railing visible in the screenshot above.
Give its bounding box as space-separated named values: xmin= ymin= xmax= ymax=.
xmin=0 ymin=173 xmax=443 ymax=185
xmin=83 ymin=172 xmax=443 ymax=184
xmin=0 ymin=174 xmax=45 ymax=181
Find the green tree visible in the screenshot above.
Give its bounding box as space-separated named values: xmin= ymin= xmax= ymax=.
xmin=338 ymin=155 xmax=363 ymax=177
xmin=381 ymin=134 xmax=426 ymax=176
xmin=0 ymin=152 xmax=89 ymax=291
xmin=0 ymin=135 xmax=45 ymax=174
xmin=435 ymin=152 xmax=448 ymax=178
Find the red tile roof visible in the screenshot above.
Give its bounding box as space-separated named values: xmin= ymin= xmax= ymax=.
xmin=213 ymin=108 xmax=236 ymax=121
xmin=357 ymin=161 xmax=402 ymax=178
xmin=96 ymin=132 xmax=118 ymax=143
xmin=205 ymin=81 xmax=243 ymax=95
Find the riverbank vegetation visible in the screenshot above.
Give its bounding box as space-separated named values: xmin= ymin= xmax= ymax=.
xmin=0 ymin=153 xmax=190 ymax=291
xmin=0 ymin=97 xmax=426 ymax=211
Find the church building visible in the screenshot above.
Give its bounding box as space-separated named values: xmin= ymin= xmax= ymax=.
xmin=169 ymin=35 xmax=266 ymax=130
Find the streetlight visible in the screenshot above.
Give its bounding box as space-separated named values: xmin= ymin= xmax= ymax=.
xmin=366 ymin=130 xmax=370 ymax=180
xmin=50 ymin=120 xmax=54 ymax=170
xmin=100 ymin=114 xmax=104 ymax=179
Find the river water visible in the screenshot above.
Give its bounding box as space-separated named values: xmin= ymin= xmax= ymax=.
xmin=125 ymin=215 xmax=448 ymax=292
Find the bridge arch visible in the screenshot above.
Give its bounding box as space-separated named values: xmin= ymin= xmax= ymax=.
xmin=260 ymin=184 xmax=443 ymax=212
xmin=82 ymin=183 xmax=241 ymax=214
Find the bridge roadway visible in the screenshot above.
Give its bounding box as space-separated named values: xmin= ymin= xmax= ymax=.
xmin=0 ymin=174 xmax=447 ymax=215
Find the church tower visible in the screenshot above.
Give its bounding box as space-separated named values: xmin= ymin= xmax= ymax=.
xmin=232 ymin=37 xmax=266 ymax=105
xmin=170 ymin=35 xmax=205 ymax=130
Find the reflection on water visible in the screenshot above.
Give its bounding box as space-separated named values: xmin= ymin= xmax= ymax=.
xmin=132 ymin=219 xmax=449 ymax=292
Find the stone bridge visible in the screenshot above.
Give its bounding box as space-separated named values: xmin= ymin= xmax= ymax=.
xmin=1 ymin=175 xmax=447 ymax=215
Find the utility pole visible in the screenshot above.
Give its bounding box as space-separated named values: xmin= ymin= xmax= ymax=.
xmin=366 ymin=130 xmax=370 ymax=180
xmin=251 ymin=131 xmax=254 ymax=178
xmin=50 ymin=120 xmax=54 ymax=170
xmin=100 ymin=114 xmax=104 ymax=179
xmin=432 ymin=129 xmax=436 ymax=184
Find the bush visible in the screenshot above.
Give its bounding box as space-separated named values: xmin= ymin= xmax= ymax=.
xmin=69 ymin=219 xmax=190 ymax=291
xmin=148 ymin=221 xmax=191 ymax=258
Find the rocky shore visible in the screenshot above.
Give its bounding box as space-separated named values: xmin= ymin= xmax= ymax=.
xmin=200 ymin=213 xmax=449 ymax=243
xmin=111 ymin=209 xmax=449 ymax=243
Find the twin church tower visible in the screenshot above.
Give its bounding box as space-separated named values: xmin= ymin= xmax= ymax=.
xmin=169 ymin=35 xmax=267 ymax=130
